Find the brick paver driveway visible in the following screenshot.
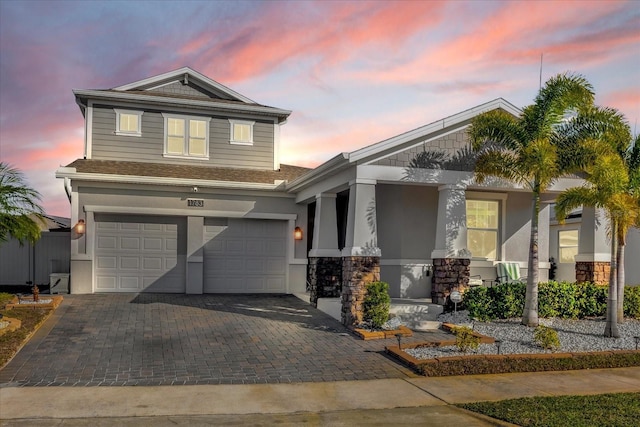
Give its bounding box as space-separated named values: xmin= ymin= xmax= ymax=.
xmin=0 ymin=294 xmax=420 ymax=386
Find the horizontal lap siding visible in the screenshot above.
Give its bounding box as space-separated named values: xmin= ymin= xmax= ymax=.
xmin=91 ymin=107 xmax=274 ymax=169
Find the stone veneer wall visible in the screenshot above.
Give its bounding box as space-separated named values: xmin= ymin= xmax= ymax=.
xmin=431 ymin=258 xmax=471 ymax=305
xmin=576 ymin=261 xmax=610 ymax=286
xmin=341 ymin=256 xmax=380 ymax=326
xmin=307 ymin=257 xmax=342 ymax=307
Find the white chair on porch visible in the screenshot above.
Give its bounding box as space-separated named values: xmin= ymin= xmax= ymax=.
xmin=496 ymin=262 xmax=526 ymax=284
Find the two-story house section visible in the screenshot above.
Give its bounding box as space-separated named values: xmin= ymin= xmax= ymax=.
xmin=57 ymin=67 xmax=310 ymax=294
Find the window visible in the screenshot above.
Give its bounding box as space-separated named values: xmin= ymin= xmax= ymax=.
xmin=229 ymin=119 xmax=255 ymax=145
xmin=466 ymin=200 xmax=499 ymax=260
xmin=559 ymin=230 xmax=579 ymax=263
xmin=114 ymin=109 xmax=143 ymax=136
xmin=162 ymin=114 xmax=210 ymax=158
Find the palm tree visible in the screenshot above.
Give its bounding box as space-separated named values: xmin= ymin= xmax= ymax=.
xmin=554 ymin=107 xmax=634 ymax=337
xmin=0 ymin=163 xmax=45 ymax=245
xmin=468 ymin=73 xmax=594 ymax=327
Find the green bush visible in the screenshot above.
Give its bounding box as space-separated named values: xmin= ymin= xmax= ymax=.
xmin=575 ymin=282 xmax=607 ymax=317
xmin=451 ymin=326 xmax=480 ymax=353
xmin=363 ymin=281 xmax=391 ymax=328
xmin=463 ymin=286 xmax=494 ymax=321
xmin=492 ymin=282 xmax=526 ymax=319
xmin=534 ymin=325 xmax=561 ymax=352
xmin=624 ymin=286 xmax=640 ymax=319
xmin=462 ymin=280 xmax=631 ymax=321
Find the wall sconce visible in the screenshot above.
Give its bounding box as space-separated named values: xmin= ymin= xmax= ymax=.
xmin=294 ymin=226 xmax=303 ymax=241
xmin=75 ymin=219 xmax=86 ymax=235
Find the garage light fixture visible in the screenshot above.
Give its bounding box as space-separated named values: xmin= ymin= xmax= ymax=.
xmin=75 ymin=219 xmax=86 ymax=235
xmin=294 ymin=226 xmax=303 ymax=241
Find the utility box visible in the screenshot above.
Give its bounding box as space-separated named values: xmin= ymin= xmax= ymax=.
xmin=49 ymin=273 xmax=70 ymax=294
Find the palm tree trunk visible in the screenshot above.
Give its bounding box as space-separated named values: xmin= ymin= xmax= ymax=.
xmin=604 ymin=226 xmax=620 ymax=338
xmin=522 ymin=189 xmax=540 ymax=327
xmin=616 ymin=241 xmax=625 ymax=323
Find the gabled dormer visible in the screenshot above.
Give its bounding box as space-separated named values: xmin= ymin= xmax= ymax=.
xmin=73 ymin=67 xmax=291 ymax=170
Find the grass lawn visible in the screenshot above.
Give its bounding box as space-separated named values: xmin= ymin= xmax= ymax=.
xmin=459 ymin=392 xmax=640 ymax=427
xmin=0 ymin=292 xmax=52 ymax=369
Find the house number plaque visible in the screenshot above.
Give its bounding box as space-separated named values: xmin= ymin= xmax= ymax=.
xmin=187 ymin=198 xmax=204 ymax=207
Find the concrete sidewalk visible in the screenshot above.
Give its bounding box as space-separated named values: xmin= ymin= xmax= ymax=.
xmin=2 ymin=367 xmax=639 ymax=425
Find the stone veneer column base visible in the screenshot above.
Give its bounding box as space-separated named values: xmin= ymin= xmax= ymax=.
xmin=576 ymin=261 xmax=610 ymax=285
xmin=307 ymin=257 xmax=343 ymax=307
xmin=431 ymin=258 xmax=471 ymax=305
xmin=341 ymin=256 xmax=380 ymax=326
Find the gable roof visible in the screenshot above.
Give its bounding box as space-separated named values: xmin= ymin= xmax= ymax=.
xmin=73 ymin=67 xmax=291 ymax=122
xmin=349 ymin=98 xmax=521 ymax=163
xmin=287 ymin=98 xmax=521 ymax=190
xmin=113 ymin=67 xmax=256 ymax=103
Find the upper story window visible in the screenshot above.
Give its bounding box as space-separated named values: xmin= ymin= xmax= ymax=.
xmin=229 ymin=119 xmax=255 ymax=145
xmin=114 ymin=109 xmax=143 ymax=137
xmin=466 ymin=199 xmax=500 ymax=260
xmin=162 ymin=113 xmax=210 ymax=159
xmin=558 ymin=229 xmax=579 ymax=263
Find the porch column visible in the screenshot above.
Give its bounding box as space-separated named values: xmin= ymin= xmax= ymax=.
xmin=341 ymin=179 xmax=381 ymax=326
xmin=308 ymin=193 xmax=342 ymax=307
xmin=575 ymin=207 xmax=610 ymax=285
xmin=430 ymin=184 xmax=470 ymax=304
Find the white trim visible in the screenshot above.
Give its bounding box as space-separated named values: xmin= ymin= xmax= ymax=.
xmin=55 ymin=169 xmax=288 ymax=191
xmin=341 ymin=246 xmax=382 ymax=257
xmin=308 ymin=249 xmax=342 ymax=257
xmin=228 ymin=119 xmax=255 ymax=145
xmin=575 ymin=253 xmax=611 ymax=262
xmin=114 ymin=109 xmax=143 ymax=137
xmin=74 ymin=89 xmax=291 ymax=120
xmin=85 ymin=101 xmax=93 ymax=159
xmin=380 ymin=259 xmax=432 ymax=265
xmin=273 ymin=120 xmax=280 ymax=171
xmin=465 ymin=192 xmax=506 ymax=261
xmin=349 ymin=98 xmax=521 ymax=163
xmin=290 ymin=258 xmax=309 ymax=265
xmin=83 ymin=205 xmax=297 ymax=220
xmin=348 ymin=178 xmax=377 ymax=186
xmin=162 ymin=113 xmax=211 ymax=159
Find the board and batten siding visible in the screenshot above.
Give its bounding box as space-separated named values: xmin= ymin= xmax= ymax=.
xmin=90 ymin=106 xmax=275 ymax=170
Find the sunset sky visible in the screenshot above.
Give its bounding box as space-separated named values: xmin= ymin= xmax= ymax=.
xmin=1 ymin=0 xmax=638 ymax=218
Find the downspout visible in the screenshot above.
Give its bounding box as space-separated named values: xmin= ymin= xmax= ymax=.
xmin=64 ymin=177 xmax=72 ymax=202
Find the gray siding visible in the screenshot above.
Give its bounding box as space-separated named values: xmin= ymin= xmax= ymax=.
xmin=147 ymin=81 xmax=219 ymax=99
xmin=373 ymin=128 xmax=469 ymax=167
xmin=91 ymin=106 xmax=275 ymax=169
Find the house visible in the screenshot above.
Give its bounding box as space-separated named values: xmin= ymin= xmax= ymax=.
xmin=56 ymin=67 xmax=633 ymax=326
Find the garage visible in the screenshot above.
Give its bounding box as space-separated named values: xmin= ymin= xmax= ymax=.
xmin=94 ymin=214 xmax=186 ymax=293
xmin=204 ymin=218 xmax=287 ymax=293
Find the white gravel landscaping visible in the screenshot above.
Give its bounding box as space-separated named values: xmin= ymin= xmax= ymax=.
xmin=405 ymin=310 xmax=640 ymax=359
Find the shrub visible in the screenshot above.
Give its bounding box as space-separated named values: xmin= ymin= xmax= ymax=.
xmin=451 ymin=326 xmax=480 ymax=353
xmin=463 ymin=286 xmax=494 ymax=321
xmin=534 ymin=325 xmax=561 ymax=352
xmin=539 ymin=281 xmax=580 ymax=318
xmin=575 ymin=282 xmax=607 ymax=318
xmin=363 ymin=281 xmax=391 ymax=328
xmin=624 ymin=286 xmax=640 ymax=319
xmin=491 ymin=282 xmax=526 ymax=319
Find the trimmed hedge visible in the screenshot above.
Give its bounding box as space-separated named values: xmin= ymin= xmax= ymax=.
xmin=463 ymin=281 xmax=639 ymax=321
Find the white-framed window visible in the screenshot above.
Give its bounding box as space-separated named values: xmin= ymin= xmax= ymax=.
xmin=229 ymin=119 xmax=255 ymax=145
xmin=162 ymin=113 xmax=210 ymax=159
xmin=558 ymin=229 xmax=579 ymax=263
xmin=114 ymin=109 xmax=143 ymax=137
xmin=466 ymin=199 xmax=500 ymax=260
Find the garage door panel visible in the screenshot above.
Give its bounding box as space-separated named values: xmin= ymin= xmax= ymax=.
xmin=120 ymin=256 xmax=140 ymax=269
xmin=94 ymin=215 xmax=185 ymax=293
xmin=121 ymin=237 xmax=140 ymax=250
xmin=204 ymin=218 xmax=287 ymax=293
xmin=97 ymin=236 xmax=117 ymax=250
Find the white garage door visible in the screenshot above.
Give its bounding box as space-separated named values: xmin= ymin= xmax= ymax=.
xmin=204 ymin=218 xmax=287 ymax=293
xmin=94 ymin=215 xmax=185 ymax=293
